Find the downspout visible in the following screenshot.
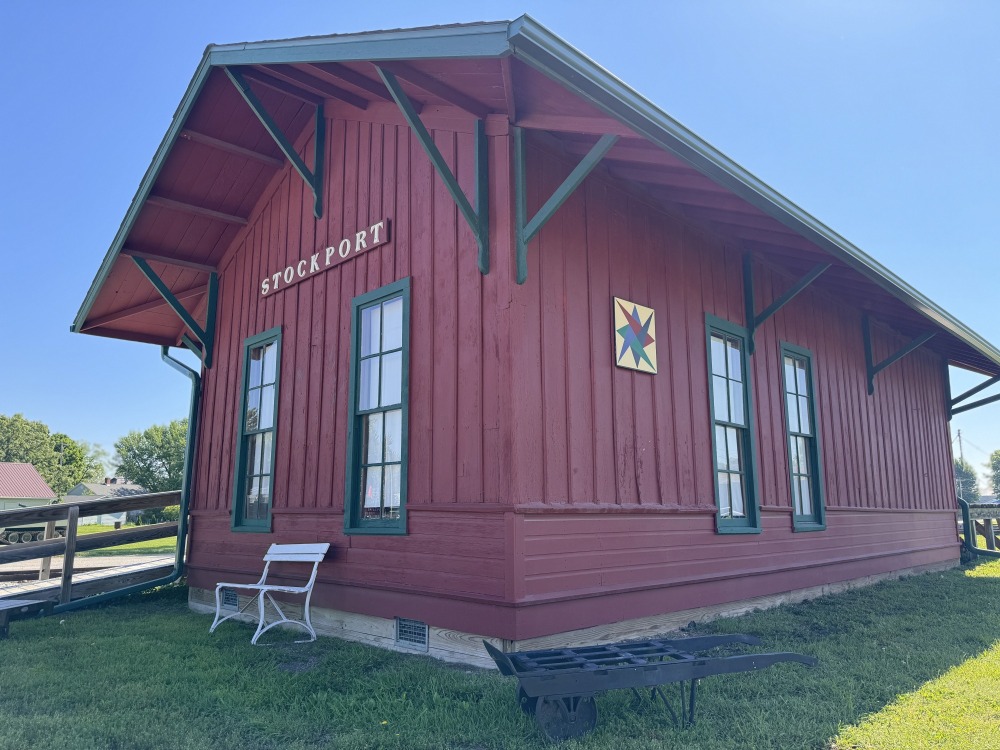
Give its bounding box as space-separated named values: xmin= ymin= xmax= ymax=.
xmin=54 ymin=346 xmax=201 ymax=612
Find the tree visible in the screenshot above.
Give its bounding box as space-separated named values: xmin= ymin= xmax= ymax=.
xmin=0 ymin=413 xmax=103 ymax=496
xmin=988 ymin=450 xmax=1000 ymax=498
xmin=114 ymin=419 xmax=187 ymax=493
xmin=954 ymin=457 xmax=980 ymax=503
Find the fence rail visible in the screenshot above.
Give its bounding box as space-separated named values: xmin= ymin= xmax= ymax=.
xmin=0 ymin=491 xmax=182 ymax=605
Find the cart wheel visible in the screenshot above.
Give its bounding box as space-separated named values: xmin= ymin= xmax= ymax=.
xmin=534 ymin=696 xmax=597 ymax=742
xmin=517 ymin=687 xmax=538 ymax=715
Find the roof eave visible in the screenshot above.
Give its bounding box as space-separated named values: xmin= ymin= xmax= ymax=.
xmin=71 ymin=21 xmax=516 ymax=336
xmin=71 ymin=51 xmax=216 ymax=334
xmin=507 ymin=16 xmax=1000 ymax=373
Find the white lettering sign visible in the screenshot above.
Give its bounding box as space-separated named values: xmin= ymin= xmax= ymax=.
xmin=259 ymin=218 xmax=391 ymax=297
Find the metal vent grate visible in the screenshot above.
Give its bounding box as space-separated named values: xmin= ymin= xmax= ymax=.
xmin=396 ymin=617 xmax=429 ymax=651
xmin=221 ymin=588 xmax=239 ymax=611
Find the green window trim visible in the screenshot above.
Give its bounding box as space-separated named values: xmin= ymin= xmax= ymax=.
xmin=344 ymin=277 xmax=411 ymax=535
xmin=706 ymin=314 xmax=761 ymax=534
xmin=780 ymin=342 xmax=826 ymax=531
xmin=231 ymin=326 xmax=282 ymax=532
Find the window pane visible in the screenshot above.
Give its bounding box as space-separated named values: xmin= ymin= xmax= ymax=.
xmin=729 ymin=381 xmax=745 ymax=426
xmin=798 ymin=477 xmax=812 ymax=516
xmin=385 ymin=465 xmax=401 ymax=512
xmin=710 ymin=335 xmax=727 ymax=376
xmin=361 ymin=304 xmax=381 ymax=357
xmin=262 ymin=342 xmax=277 ymax=386
xmin=249 ymin=348 xmax=263 ymax=389
xmin=261 ymin=432 xmax=273 ymax=475
xmin=715 ymin=425 xmax=728 ymax=470
xmin=258 ymin=385 xmax=275 ymax=430
xmin=729 ymin=475 xmax=746 ymax=518
xmin=798 ymin=396 xmax=811 ymax=435
xmin=382 ymin=296 xmax=403 ymax=351
xmin=713 ymin=376 xmax=730 ymax=422
xmin=791 ymin=470 xmax=802 ymax=515
xmin=796 ymin=360 xmax=808 ymax=394
xmin=246 ymin=389 xmax=261 ymax=432
xmin=786 ymin=393 xmax=799 ymax=434
xmin=359 ymin=358 xmax=379 ymax=411
xmin=727 ymin=338 xmax=742 ymax=383
xmin=384 ymin=409 xmax=402 ymax=462
xmin=260 ymin=477 xmax=271 ymax=508
xmin=249 ymin=434 xmax=262 ymax=475
xmin=796 ymin=437 xmax=811 ymax=476
xmin=380 ymin=351 xmax=402 ymax=406
xmin=717 ymin=472 xmax=731 ymax=517
xmin=783 ymin=356 xmax=796 ymax=394
xmin=788 ymin=435 xmax=800 ymax=475
xmin=726 ymin=427 xmax=741 ymax=472
xmin=365 ymin=413 xmax=384 ymax=465
xmin=363 ymin=467 xmax=383 ymax=510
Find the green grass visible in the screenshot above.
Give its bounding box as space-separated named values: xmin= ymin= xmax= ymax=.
xmin=75 ymin=523 xmax=177 ymax=556
xmin=1 ymin=560 xmax=999 ymax=750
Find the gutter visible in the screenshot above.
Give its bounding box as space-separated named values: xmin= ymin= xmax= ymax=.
xmin=54 ymin=347 xmax=201 ymax=612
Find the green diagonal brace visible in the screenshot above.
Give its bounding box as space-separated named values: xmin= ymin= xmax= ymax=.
xmin=743 ymin=254 xmax=830 ymax=354
xmin=376 ymin=66 xmax=490 ymax=274
xmin=225 ymin=67 xmax=325 ymax=219
xmin=132 ymin=256 xmax=216 ymax=368
xmin=514 ymin=127 xmax=618 ymax=284
xmin=863 ymin=313 xmax=935 ymax=395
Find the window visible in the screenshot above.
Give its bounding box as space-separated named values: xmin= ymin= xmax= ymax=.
xmin=706 ymin=316 xmax=760 ymax=533
xmin=345 ymin=278 xmax=410 ymax=534
xmin=781 ymin=343 xmax=825 ymax=530
xmin=232 ymin=327 xmax=281 ymax=531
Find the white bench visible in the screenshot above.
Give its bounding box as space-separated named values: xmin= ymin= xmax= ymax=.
xmin=209 ymin=542 xmax=330 ymax=645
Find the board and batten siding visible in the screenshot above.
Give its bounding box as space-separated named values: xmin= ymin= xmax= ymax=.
xmin=187 ymin=112 xmax=957 ymax=641
xmin=187 ymin=105 xmax=518 ymax=612
xmin=503 ymin=139 xmax=957 ymax=634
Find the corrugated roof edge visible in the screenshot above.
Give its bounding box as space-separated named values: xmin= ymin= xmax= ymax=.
xmin=507 ymin=15 xmax=1000 ymax=372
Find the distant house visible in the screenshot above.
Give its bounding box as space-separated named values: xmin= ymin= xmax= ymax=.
xmin=65 ymin=477 xmax=146 ymax=525
xmin=0 ymin=463 xmax=56 ymax=542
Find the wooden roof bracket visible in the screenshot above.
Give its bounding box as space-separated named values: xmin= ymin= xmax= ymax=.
xmin=514 ymin=127 xmax=618 ymax=284
xmin=742 ymin=253 xmax=831 ymax=354
xmin=862 ymin=313 xmax=935 ymax=395
xmin=224 ymin=67 xmax=326 ymax=219
xmin=950 ymin=375 xmax=1000 ymax=417
xmin=375 ymin=65 xmax=490 ymax=274
xmin=131 ymin=256 xmax=217 ymax=369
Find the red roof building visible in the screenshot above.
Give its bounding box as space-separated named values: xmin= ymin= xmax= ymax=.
xmin=0 ymin=463 xmax=56 ymax=501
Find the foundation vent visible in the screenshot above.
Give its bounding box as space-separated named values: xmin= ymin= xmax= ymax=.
xmin=221 ymin=588 xmax=238 ymax=611
xmin=395 ymin=617 xmax=428 ymax=651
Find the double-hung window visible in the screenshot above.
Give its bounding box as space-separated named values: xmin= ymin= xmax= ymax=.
xmin=345 ymin=278 xmax=410 ymax=534
xmin=706 ymin=316 xmax=760 ymax=533
xmin=781 ymin=343 xmax=825 ymax=530
xmin=233 ymin=327 xmax=281 ymax=531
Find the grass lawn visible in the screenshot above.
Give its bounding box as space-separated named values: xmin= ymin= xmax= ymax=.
xmin=75 ymin=523 xmax=178 ymax=556
xmin=0 ymin=560 xmax=998 ymax=750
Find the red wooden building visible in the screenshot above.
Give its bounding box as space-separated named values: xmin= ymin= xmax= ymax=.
xmin=73 ymin=18 xmax=1000 ymax=664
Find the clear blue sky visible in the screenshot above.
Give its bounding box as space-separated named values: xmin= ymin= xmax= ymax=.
xmin=1 ymin=1 xmax=998 ymax=482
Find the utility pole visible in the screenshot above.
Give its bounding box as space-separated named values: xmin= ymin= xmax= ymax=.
xmin=957 ymin=429 xmax=965 ymax=501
